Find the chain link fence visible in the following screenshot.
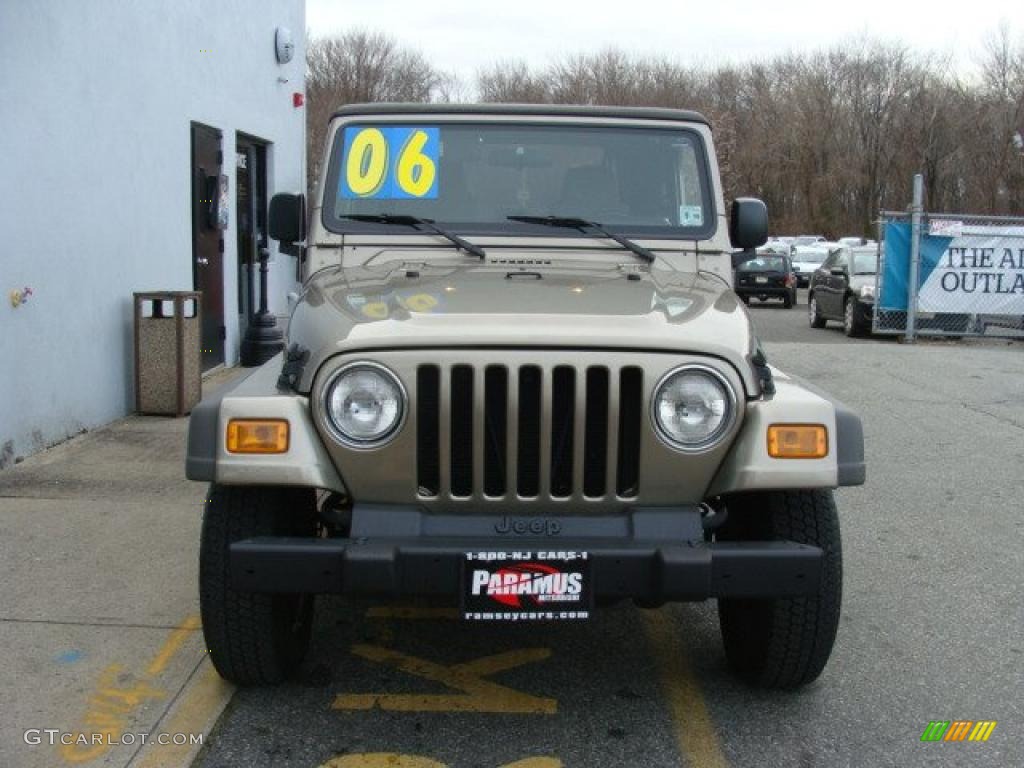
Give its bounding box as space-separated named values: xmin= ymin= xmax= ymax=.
xmin=872 ymin=185 xmax=1024 ymax=340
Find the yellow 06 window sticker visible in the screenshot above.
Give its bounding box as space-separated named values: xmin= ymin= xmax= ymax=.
xmin=340 ymin=126 xmax=439 ymax=200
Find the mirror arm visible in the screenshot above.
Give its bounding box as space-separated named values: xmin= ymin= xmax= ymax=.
xmin=278 ymin=243 xmax=304 ymax=259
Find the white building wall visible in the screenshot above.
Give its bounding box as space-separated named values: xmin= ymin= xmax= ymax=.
xmin=0 ymin=0 xmax=305 ymax=465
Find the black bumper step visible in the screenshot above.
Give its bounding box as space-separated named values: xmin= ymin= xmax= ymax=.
xmin=230 ymin=536 xmax=821 ymax=601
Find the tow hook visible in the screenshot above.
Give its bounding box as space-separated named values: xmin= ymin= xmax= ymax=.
xmin=700 ymin=502 xmax=729 ymax=530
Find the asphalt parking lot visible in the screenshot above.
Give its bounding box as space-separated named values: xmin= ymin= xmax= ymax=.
xmin=192 ymin=291 xmax=1023 ymax=768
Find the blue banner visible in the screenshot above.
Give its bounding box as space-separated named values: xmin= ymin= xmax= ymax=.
xmin=878 ymin=222 xmax=953 ymax=310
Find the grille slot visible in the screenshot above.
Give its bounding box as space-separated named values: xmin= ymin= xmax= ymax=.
xmin=483 ymin=366 xmax=508 ymax=496
xmin=616 ymin=367 xmax=643 ymax=498
xmin=416 ymin=362 xmax=641 ymax=502
xmin=516 ymin=365 xmax=542 ymax=496
xmin=416 ymin=365 xmax=441 ymax=496
xmin=584 ymin=367 xmax=609 ymax=497
xmin=449 ymin=365 xmax=474 ymax=497
xmin=550 ymin=366 xmax=576 ymax=498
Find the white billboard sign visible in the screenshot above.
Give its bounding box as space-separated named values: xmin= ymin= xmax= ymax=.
xmin=917 ymin=226 xmax=1024 ymax=315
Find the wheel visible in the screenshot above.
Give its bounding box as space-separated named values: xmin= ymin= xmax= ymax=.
xmin=844 ymin=296 xmax=864 ymax=337
xmin=200 ymin=484 xmax=319 ymax=685
xmin=808 ymin=294 xmax=826 ymax=328
xmin=717 ymin=489 xmax=842 ymax=689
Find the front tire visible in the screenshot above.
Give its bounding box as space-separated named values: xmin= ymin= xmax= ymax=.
xmin=808 ymin=294 xmax=826 ymax=328
xmin=717 ymin=489 xmax=842 ymax=689
xmin=200 ymin=484 xmax=319 ymax=685
xmin=844 ymin=296 xmax=864 ymax=337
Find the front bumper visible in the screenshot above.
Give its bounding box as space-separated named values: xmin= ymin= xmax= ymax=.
xmin=230 ymin=505 xmax=822 ymax=601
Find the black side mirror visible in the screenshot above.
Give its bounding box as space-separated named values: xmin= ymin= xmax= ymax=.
xmin=729 ymin=198 xmax=768 ymax=249
xmin=269 ymin=193 xmax=306 ymax=245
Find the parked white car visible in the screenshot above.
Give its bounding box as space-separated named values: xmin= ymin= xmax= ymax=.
xmin=791 ymin=244 xmax=834 ymax=287
xmin=792 ymin=235 xmax=826 ymax=247
xmin=766 ymin=236 xmax=795 ymax=251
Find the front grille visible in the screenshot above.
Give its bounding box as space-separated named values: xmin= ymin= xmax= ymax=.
xmin=416 ymin=363 xmax=642 ymax=502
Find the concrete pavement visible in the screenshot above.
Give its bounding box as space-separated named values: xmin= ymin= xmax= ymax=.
xmin=0 ymin=367 xmax=244 ymax=768
xmin=4 ymin=305 xmax=1022 ymax=768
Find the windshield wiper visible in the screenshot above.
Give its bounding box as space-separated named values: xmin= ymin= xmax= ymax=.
xmin=507 ymin=215 xmax=655 ymax=263
xmin=341 ymin=214 xmax=486 ymax=259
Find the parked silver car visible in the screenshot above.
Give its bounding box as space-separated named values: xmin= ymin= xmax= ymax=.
xmin=791 ymin=244 xmax=833 ymax=287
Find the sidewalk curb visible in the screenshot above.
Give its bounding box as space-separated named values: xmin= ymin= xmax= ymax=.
xmin=128 ymin=658 xmax=233 ymax=768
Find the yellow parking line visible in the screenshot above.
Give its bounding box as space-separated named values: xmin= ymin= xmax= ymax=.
xmin=319 ymin=756 xmax=562 ymax=768
xmin=145 ymin=615 xmax=202 ymax=677
xmin=334 ymin=645 xmax=556 ymax=714
xmin=320 ymin=757 xmax=445 ymax=768
xmin=641 ymin=609 xmax=729 ymax=768
xmin=134 ymin=659 xmax=234 ymax=768
xmin=59 ymin=614 xmax=205 ymax=764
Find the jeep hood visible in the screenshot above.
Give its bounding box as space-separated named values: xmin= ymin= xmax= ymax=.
xmin=287 ymin=259 xmax=759 ymax=395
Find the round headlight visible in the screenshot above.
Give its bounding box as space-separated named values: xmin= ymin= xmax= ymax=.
xmin=652 ymin=366 xmax=735 ymax=451
xmin=323 ymin=363 xmax=405 ymax=447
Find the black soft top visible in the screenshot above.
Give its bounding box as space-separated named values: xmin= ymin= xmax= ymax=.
xmin=331 ymin=102 xmax=710 ymax=127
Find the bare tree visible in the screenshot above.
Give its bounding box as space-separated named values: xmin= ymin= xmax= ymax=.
xmin=478 ymin=60 xmax=550 ymax=103
xmin=970 ymin=24 xmax=1024 ymax=211
xmin=303 ymin=26 xmax=1024 ymax=226
xmin=480 ymin=29 xmax=1023 ymax=225
xmin=305 ymin=30 xmax=448 ymax=193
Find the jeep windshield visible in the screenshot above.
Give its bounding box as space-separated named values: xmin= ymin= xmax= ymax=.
xmin=324 ymin=122 xmax=714 ymax=239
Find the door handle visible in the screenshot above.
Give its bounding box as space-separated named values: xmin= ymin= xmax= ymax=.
xmin=196 ymin=257 xmax=210 ymax=266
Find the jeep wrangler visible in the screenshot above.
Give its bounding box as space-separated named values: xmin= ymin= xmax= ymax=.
xmin=186 ymin=104 xmax=865 ymax=690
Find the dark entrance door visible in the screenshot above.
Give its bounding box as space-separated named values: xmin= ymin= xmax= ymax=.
xmin=190 ymin=123 xmax=225 ymax=371
xmin=235 ymin=135 xmax=268 ymax=335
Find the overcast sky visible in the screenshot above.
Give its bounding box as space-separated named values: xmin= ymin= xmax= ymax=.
xmin=307 ymin=0 xmax=1018 ymax=86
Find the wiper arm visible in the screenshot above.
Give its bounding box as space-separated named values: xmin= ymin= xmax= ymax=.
xmin=508 ymin=215 xmax=655 ymax=263
xmin=341 ymin=214 xmax=486 ymax=259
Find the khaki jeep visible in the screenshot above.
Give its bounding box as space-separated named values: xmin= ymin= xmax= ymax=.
xmin=187 ymin=104 xmax=864 ymax=689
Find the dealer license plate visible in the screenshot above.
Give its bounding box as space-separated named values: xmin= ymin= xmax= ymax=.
xmin=461 ymin=550 xmax=592 ymax=621
xmin=755 ymin=276 xmax=768 ymax=284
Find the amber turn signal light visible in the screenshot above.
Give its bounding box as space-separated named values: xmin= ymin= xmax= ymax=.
xmin=226 ymin=419 xmax=289 ymax=454
xmin=767 ymin=424 xmax=828 ymax=459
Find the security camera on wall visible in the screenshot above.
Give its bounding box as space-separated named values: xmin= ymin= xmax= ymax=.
xmin=275 ymin=27 xmax=294 ymax=64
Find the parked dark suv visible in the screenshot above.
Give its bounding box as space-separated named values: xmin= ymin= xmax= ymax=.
xmin=734 ymin=254 xmax=798 ymax=308
xmin=807 ymin=246 xmax=877 ymax=336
